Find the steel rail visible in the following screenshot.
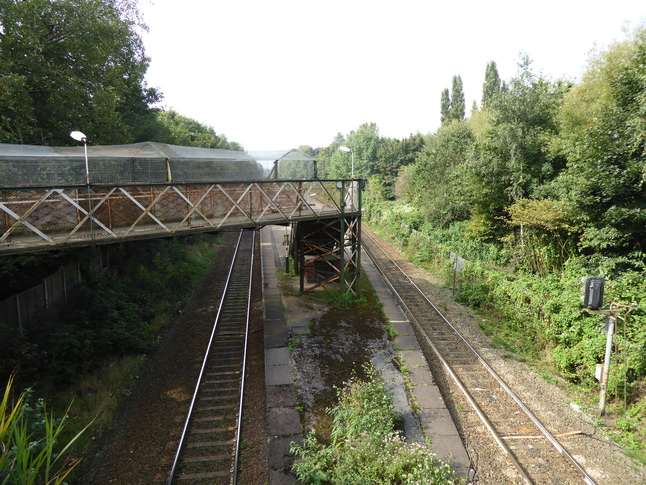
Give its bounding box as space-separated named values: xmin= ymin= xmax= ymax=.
xmin=362 ymin=231 xmax=597 ymax=485
xmin=167 ymin=229 xmax=255 ymax=484
xmin=232 ymin=229 xmax=255 ymax=484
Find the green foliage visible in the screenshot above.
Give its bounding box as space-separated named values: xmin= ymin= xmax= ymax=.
xmin=465 ymin=56 xmax=569 ymax=241
xmin=440 ymin=88 xmax=451 ymax=126
xmin=366 ymin=202 xmax=424 ymax=246
xmin=327 ymin=123 xmax=385 ymax=179
xmin=407 ymin=122 xmax=473 ymax=228
xmin=450 ymin=75 xmax=466 ymax=122
xmin=551 ymin=27 xmax=646 ymax=257
xmin=0 ymin=374 xmax=90 ymax=485
xmin=504 ymin=198 xmax=577 ymax=273
xmin=290 ymin=366 xmax=460 ymax=484
xmin=440 ymin=77 xmax=465 ymax=125
xmin=372 ymin=134 xmax=426 ymax=201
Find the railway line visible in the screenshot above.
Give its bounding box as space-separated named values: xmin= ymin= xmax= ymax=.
xmin=362 ymin=231 xmax=597 ymax=485
xmin=167 ymin=229 xmax=256 ymax=484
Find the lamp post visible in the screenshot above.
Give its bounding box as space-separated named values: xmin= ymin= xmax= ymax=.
xmin=339 ymin=146 xmax=356 ymax=210
xmin=70 ymin=131 xmax=90 ymax=184
xmin=70 ymin=130 xmax=94 ymax=241
xmin=339 ymin=145 xmax=354 ymax=179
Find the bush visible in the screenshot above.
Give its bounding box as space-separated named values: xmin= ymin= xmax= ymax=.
xmin=291 ymin=366 xmax=461 ymax=484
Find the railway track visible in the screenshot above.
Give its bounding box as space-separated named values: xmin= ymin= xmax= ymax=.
xmin=168 ymin=229 xmax=256 ymax=484
xmin=362 ymin=231 xmax=597 ymax=485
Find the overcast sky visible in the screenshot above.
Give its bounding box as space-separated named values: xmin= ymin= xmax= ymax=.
xmin=139 ymin=0 xmax=646 ymax=151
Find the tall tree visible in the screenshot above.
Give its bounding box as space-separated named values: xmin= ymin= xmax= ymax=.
xmin=450 ymin=75 xmax=466 ymax=121
xmin=327 ymin=123 xmax=383 ymax=179
xmin=408 ymin=122 xmax=473 ymax=227
xmin=0 ymin=0 xmax=159 ymax=145
xmin=482 ymin=61 xmax=501 ymax=107
xmin=466 ymin=56 xmax=569 ymax=240
xmin=373 ymin=133 xmax=425 ymax=200
xmin=440 ymin=88 xmax=451 ymax=125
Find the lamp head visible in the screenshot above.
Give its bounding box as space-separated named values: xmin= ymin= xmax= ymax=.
xmin=339 ymin=146 xmax=352 ymax=153
xmin=70 ymin=131 xmax=87 ymax=143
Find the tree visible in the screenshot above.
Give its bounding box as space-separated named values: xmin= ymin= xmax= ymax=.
xmin=450 ymin=75 xmax=466 ymax=121
xmin=408 ymin=122 xmax=473 ymax=228
xmin=440 ymin=88 xmax=451 ymax=125
xmin=151 ymin=110 xmax=243 ymax=150
xmin=327 ymin=123 xmax=384 ymax=179
xmin=552 ymin=28 xmax=646 ymax=258
xmin=466 ymin=56 xmax=569 ymax=240
xmin=0 ymin=0 xmax=160 ymax=145
xmin=482 ymin=61 xmax=501 ymax=107
xmin=373 ymin=134 xmax=425 ymax=200
xmin=440 ymin=76 xmax=466 ymax=125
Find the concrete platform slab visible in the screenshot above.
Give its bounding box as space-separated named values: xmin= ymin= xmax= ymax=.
xmin=400 ymin=350 xmax=432 ymax=372
xmin=391 ymin=320 xmax=413 ymax=335
xmin=420 ymin=407 xmax=461 ymax=436
xmin=397 ymin=334 xmax=422 ymax=350
xmin=268 ymin=407 xmax=302 ymax=436
xmin=266 ymin=384 xmax=297 ymax=407
xmin=266 ymin=347 xmax=291 ymax=366
xmin=266 ymin=363 xmax=292 ymax=386
xmin=412 ymin=383 xmax=446 ymax=408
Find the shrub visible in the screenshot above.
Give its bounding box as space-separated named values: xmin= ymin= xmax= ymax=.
xmin=291 ymin=366 xmax=461 ymax=484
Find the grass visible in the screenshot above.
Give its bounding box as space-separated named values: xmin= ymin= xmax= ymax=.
xmin=1 ymin=373 xmax=92 ymax=485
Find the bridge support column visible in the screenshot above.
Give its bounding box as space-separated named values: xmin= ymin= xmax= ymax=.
xmin=293 ymin=214 xmax=360 ymax=295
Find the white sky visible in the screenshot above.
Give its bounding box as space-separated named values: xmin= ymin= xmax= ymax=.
xmin=139 ymin=0 xmax=646 ymax=151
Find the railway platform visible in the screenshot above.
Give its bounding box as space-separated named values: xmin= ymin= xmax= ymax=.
xmin=260 ymin=225 xmax=470 ymax=484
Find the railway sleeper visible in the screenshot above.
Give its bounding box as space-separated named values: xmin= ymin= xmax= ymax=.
xmin=195 ymin=404 xmax=238 ymax=412
xmin=187 ymin=439 xmax=235 ymax=448
xmin=191 ymin=426 xmax=235 ymax=434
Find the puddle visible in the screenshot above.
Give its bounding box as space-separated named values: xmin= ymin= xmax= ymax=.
xmin=291 ymin=299 xmax=397 ymax=437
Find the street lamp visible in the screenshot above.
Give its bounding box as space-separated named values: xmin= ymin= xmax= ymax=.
xmin=339 ymin=145 xmax=354 ymax=179
xmin=70 ymin=130 xmax=95 ymax=241
xmin=70 ymin=130 xmax=90 ymax=184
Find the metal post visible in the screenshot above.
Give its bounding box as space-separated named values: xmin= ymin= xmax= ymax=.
xmin=339 ymin=182 xmax=346 ymax=290
xmin=599 ymin=315 xmax=615 ymax=416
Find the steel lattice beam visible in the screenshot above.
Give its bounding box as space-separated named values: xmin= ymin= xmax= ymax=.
xmin=0 ymin=180 xmax=360 ymax=255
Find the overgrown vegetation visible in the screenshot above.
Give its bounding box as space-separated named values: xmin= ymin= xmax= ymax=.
xmin=366 ymin=214 xmax=646 ymax=460
xmin=0 ymin=235 xmax=222 ymax=482
xmin=290 ymin=366 xmax=461 ymax=484
xmin=1 ymin=236 xmax=220 ymax=386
